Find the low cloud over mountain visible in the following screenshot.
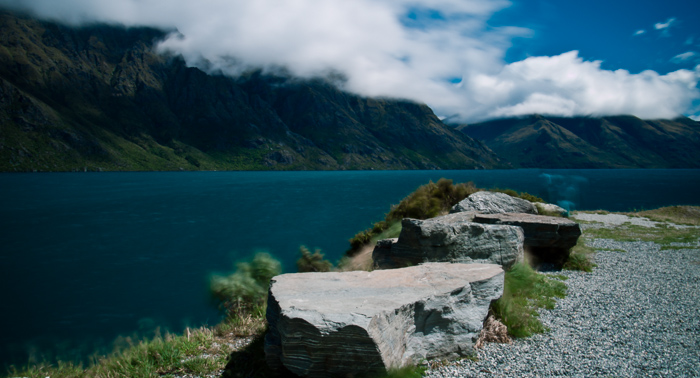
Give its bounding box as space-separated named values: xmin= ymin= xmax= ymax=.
xmin=2 ymin=0 xmax=698 ymax=123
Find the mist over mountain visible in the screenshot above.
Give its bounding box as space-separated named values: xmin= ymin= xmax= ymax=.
xmin=0 ymin=11 xmax=507 ymax=172
xmin=457 ymin=114 xmax=700 ymax=168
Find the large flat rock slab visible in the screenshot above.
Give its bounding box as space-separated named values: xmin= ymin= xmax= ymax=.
xmin=265 ymin=263 xmax=504 ymax=378
xmin=450 ymin=191 xmax=538 ymax=215
xmin=373 ymin=212 xmax=524 ymax=270
xmin=473 ymin=212 xmax=582 ymax=266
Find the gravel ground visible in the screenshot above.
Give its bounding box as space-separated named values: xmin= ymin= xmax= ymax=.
xmin=426 ymin=217 xmax=700 ymax=378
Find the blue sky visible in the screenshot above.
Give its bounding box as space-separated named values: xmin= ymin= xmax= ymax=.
xmin=2 ymin=0 xmax=699 ymax=122
xmin=492 ymin=0 xmax=699 ymax=75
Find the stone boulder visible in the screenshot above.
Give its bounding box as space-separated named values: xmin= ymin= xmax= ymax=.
xmin=473 ymin=213 xmax=582 ymax=266
xmin=533 ymin=202 xmax=568 ymax=217
xmin=373 ymin=212 xmax=524 ymax=270
xmin=265 ymin=263 xmax=504 ymax=378
xmin=450 ymin=191 xmax=538 ymax=214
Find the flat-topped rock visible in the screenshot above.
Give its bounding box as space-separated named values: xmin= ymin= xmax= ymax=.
xmin=265 ymin=263 xmax=504 ymax=378
xmin=450 ymin=191 xmax=538 ymax=215
xmin=473 ymin=212 xmax=582 ymax=266
xmin=373 ymin=212 xmax=524 ymax=270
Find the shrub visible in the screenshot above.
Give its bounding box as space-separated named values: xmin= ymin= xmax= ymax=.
xmin=386 ymin=178 xmax=478 ymax=222
xmin=347 ymin=179 xmax=478 ymax=254
xmin=296 ymin=246 xmax=333 ymax=272
xmin=209 ymin=252 xmax=281 ymax=318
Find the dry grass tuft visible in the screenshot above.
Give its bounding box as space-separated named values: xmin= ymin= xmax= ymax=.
xmin=475 ymin=315 xmax=512 ymax=349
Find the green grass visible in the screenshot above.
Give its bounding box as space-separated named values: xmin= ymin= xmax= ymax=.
xmin=627 ymin=206 xmax=700 ymax=226
xmin=490 ymin=263 xmax=567 ymax=338
xmin=5 ymin=324 xmax=245 ymax=378
xmin=582 ymin=223 xmax=699 ymax=245
xmin=563 ymin=240 xmax=597 ymax=272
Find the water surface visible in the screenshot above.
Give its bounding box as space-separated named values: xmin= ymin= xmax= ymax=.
xmin=1 ymin=169 xmax=698 ymax=367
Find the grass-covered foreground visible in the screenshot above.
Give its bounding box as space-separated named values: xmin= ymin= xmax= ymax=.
xmin=8 ymin=177 xmax=697 ymax=378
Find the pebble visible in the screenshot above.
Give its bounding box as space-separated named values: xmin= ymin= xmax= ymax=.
xmin=426 ymin=236 xmax=700 ymax=378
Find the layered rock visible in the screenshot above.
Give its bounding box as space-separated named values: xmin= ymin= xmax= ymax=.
xmin=450 ymin=191 xmax=538 ymax=214
xmin=373 ymin=212 xmax=524 ymax=270
xmin=473 ymin=213 xmax=582 ymax=266
xmin=265 ymin=263 xmax=504 ymax=378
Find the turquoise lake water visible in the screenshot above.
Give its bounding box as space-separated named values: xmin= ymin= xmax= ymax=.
xmin=1 ymin=169 xmax=699 ymax=367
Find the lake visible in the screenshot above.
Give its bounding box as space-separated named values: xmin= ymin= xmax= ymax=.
xmin=1 ymin=169 xmax=699 ymax=367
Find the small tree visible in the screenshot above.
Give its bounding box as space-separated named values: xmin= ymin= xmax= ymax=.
xmin=296 ymin=246 xmax=333 ymax=272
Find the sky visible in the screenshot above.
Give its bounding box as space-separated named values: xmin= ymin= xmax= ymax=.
xmin=2 ymin=0 xmax=699 ymax=123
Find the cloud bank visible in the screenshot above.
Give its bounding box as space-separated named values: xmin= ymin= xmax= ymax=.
xmin=2 ymin=0 xmax=699 ymax=122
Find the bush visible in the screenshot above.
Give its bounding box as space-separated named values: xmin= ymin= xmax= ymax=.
xmin=296 ymin=246 xmax=333 ymax=272
xmin=386 ymin=178 xmax=478 ymax=222
xmin=209 ymin=252 xmax=282 ymax=318
xmin=347 ymin=179 xmax=478 ymax=254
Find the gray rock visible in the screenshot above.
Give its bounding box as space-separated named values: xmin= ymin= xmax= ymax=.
xmin=265 ymin=263 xmax=504 ymax=378
xmin=473 ymin=213 xmax=582 ymax=266
xmin=533 ymin=202 xmax=568 ymax=216
xmin=373 ymin=212 xmax=524 ymax=270
xmin=450 ymin=191 xmax=538 ymax=214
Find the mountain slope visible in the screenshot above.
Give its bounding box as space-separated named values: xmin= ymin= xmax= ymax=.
xmin=457 ymin=114 xmax=700 ymax=168
xmin=0 ymin=11 xmax=507 ymax=171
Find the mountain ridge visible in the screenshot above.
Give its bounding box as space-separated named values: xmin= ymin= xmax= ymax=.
xmin=457 ymin=114 xmax=700 ymax=168
xmin=0 ymin=11 xmax=507 ymax=171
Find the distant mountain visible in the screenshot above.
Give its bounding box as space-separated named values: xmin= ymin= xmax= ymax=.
xmin=0 ymin=11 xmax=508 ymax=172
xmin=457 ymin=114 xmax=700 ymax=168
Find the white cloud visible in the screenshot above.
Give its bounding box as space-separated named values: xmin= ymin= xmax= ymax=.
xmin=654 ymin=17 xmax=676 ymax=30
xmin=634 ymin=29 xmax=646 ymax=36
xmin=1 ymin=0 xmax=699 ymax=122
xmin=459 ymin=52 xmax=700 ymax=121
xmin=672 ymin=52 xmax=697 ymax=63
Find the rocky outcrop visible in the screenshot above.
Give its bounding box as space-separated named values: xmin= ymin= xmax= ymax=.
xmin=473 ymin=213 xmax=582 ymax=266
xmin=373 ymin=212 xmax=524 ymax=270
xmin=450 ymin=191 xmax=538 ymax=214
xmin=265 ymin=263 xmax=504 ymax=378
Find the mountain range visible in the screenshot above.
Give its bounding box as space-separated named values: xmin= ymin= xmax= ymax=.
xmin=457 ymin=115 xmax=700 ymax=168
xmin=1 ymin=10 xmax=699 ymax=172
xmin=0 ymin=11 xmax=507 ymax=172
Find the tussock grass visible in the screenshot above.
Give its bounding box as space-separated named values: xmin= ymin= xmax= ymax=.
xmin=491 ymin=263 xmax=567 ymax=338
xmin=563 ymin=240 xmax=597 ymax=272
xmin=296 ymin=246 xmax=333 ymax=273
xmin=347 ymin=179 xmax=479 ymax=254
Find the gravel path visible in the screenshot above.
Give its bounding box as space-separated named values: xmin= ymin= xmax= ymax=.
xmin=426 ymin=218 xmax=700 ymax=377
